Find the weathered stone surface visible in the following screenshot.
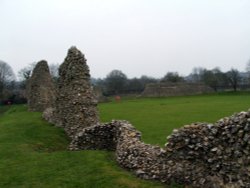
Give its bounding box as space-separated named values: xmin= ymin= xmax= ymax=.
xmin=165 ymin=110 xmax=250 ymax=187
xmin=141 ymin=82 xmax=214 ymax=97
xmin=52 ymin=46 xmax=99 ymax=138
xmin=69 ymin=122 xmax=116 ymax=151
xmin=42 ymin=107 xmax=57 ymax=125
xmin=27 ymin=60 xmax=56 ymax=112
xmin=71 ymin=110 xmax=250 ymax=187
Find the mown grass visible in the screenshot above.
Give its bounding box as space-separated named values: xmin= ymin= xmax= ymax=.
xmin=0 ymin=105 xmax=10 ymax=115
xmin=99 ymin=91 xmax=250 ymax=146
xmin=0 ymin=91 xmax=249 ymax=187
xmin=0 ymin=105 xmax=165 ymax=188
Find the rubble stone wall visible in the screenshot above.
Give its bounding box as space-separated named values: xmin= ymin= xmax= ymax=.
xmin=69 ymin=122 xmax=117 ymax=151
xmin=141 ymin=83 xmax=214 ymax=97
xmin=27 ymin=60 xmax=56 ymax=112
xmin=52 ymin=47 xmax=99 ymax=138
xmin=40 ymin=47 xmax=249 ymax=187
xmin=165 ymin=110 xmax=250 ymax=187
xmin=70 ymin=111 xmax=250 ymax=188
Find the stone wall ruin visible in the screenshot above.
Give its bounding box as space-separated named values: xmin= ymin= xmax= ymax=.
xmin=70 ymin=111 xmax=250 ymax=187
xmin=141 ymin=82 xmax=214 ymax=97
xmin=49 ymin=47 xmax=99 ymax=139
xmin=27 ymin=60 xmax=56 ymax=112
xmin=41 ymin=46 xmax=250 ymax=187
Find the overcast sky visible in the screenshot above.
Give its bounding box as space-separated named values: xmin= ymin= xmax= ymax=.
xmin=1 ymin=0 xmax=250 ymax=78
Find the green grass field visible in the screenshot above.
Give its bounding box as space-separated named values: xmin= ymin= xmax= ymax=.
xmin=0 ymin=105 xmax=165 ymax=188
xmin=0 ymin=92 xmax=250 ymax=187
xmin=99 ymin=92 xmax=250 ymax=146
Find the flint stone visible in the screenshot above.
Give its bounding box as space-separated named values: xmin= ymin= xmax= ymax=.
xmin=27 ymin=60 xmax=56 ymax=112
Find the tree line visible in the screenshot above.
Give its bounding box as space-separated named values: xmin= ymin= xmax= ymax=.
xmin=1 ymin=60 xmax=250 ymax=104
xmin=93 ymin=67 xmax=249 ymax=95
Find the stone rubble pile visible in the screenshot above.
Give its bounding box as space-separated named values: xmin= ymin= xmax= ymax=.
xmin=46 ymin=47 xmax=99 ymax=138
xmin=27 ymin=60 xmax=56 ymax=112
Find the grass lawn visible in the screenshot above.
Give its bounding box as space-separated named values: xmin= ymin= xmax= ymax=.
xmin=0 ymin=91 xmax=250 ymax=187
xmin=0 ymin=106 xmax=165 ymax=188
xmin=99 ymin=92 xmax=250 ymax=146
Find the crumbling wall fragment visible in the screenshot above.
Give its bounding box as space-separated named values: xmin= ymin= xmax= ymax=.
xmin=54 ymin=46 xmax=99 ymax=138
xmin=141 ymin=82 xmax=214 ymax=97
xmin=165 ymin=111 xmax=250 ymax=187
xmin=70 ymin=111 xmax=250 ymax=187
xmin=41 ymin=47 xmax=250 ymax=187
xmin=27 ymin=60 xmax=56 ymax=112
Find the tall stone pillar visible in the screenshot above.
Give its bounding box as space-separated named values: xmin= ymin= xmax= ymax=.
xmin=55 ymin=46 xmax=99 ymax=138
xmin=27 ymin=60 xmax=56 ymax=112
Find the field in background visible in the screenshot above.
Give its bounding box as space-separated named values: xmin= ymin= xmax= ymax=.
xmin=99 ymin=92 xmax=250 ymax=146
xmin=0 ymin=92 xmax=250 ymax=187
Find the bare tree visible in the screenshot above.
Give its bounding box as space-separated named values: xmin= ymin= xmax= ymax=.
xmin=18 ymin=62 xmax=59 ymax=82
xmin=18 ymin=62 xmax=36 ymax=81
xmin=202 ymin=68 xmax=227 ymax=91
xmin=189 ymin=67 xmax=206 ymax=83
xmin=0 ymin=60 xmax=15 ymax=83
xmin=17 ymin=62 xmax=37 ymax=90
xmin=0 ymin=60 xmax=16 ymax=99
xmin=126 ymin=78 xmax=144 ymax=93
xmin=226 ymin=68 xmax=241 ymax=91
xmin=161 ymin=72 xmax=184 ymax=83
xmin=105 ymin=70 xmax=128 ymax=95
xmin=18 ymin=67 xmax=32 ymax=81
xmin=139 ymin=75 xmax=158 ymax=87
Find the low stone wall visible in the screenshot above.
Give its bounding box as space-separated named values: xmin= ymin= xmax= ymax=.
xmin=69 ymin=122 xmax=117 ymax=151
xmin=70 ymin=111 xmax=250 ymax=187
xmin=141 ymin=83 xmax=214 ymax=97
xmin=166 ymin=110 xmax=250 ymax=187
xmin=115 ymin=121 xmax=168 ymax=182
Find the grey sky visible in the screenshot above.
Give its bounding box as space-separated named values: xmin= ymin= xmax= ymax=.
xmin=1 ymin=0 xmax=250 ymax=79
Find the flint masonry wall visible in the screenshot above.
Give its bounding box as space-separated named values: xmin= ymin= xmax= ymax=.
xmin=41 ymin=47 xmax=249 ymax=187
xmin=165 ymin=111 xmax=250 ymax=187
xmin=70 ymin=111 xmax=250 ymax=188
xmin=27 ymin=60 xmax=56 ymax=112
xmin=52 ymin=47 xmax=99 ymax=138
xmin=142 ymin=82 xmax=214 ymax=97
